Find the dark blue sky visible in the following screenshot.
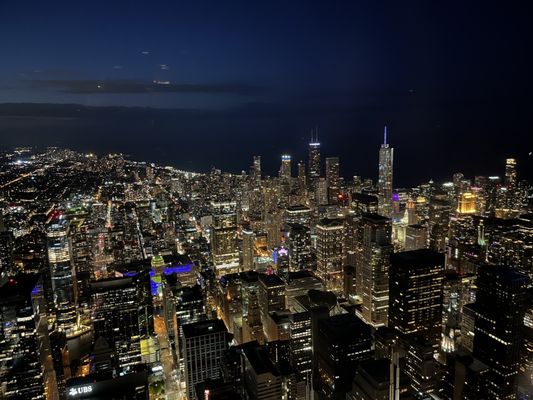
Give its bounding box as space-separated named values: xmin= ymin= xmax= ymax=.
xmin=1 ymin=1 xmax=532 ymax=185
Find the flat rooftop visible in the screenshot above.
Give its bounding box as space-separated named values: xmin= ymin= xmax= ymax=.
xmin=182 ymin=319 xmax=227 ymax=338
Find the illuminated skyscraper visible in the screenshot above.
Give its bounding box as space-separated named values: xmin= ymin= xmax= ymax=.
xmin=242 ymin=228 xmax=255 ymax=271
xmin=505 ymin=158 xmax=517 ymax=188
xmin=325 ymin=156 xmax=340 ymax=204
xmin=47 ymin=217 xmax=77 ymax=332
xmin=211 ymin=227 xmax=239 ymax=269
xmin=316 ymin=218 xmax=345 ymax=293
xmin=258 ymin=273 xmax=286 ymax=325
xmin=308 ymin=131 xmax=321 ymax=189
xmin=389 ymin=249 xmax=445 ymax=349
xmin=378 ymin=126 xmax=393 ymax=217
xmin=0 ymin=274 xmax=45 ymax=399
xmin=287 ymin=223 xmax=312 ymax=271
xmin=253 ymin=155 xmax=262 ymax=185
xmin=90 ymin=273 xmax=154 ymax=372
xmin=0 ymin=211 xmax=13 ymax=282
xmin=457 ymin=192 xmax=477 ymax=214
xmin=356 ymin=214 xmax=392 ymax=327
xmin=297 ymin=161 xmax=306 ymax=194
xmin=183 ymin=319 xmax=230 ymax=399
xmin=280 ymin=154 xmax=292 ymax=180
xmin=405 ymin=224 xmax=428 ymax=251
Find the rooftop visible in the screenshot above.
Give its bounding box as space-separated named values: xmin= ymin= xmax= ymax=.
xmin=317 ymin=218 xmax=344 ymax=228
xmin=240 ymin=341 xmax=280 ymax=376
xmin=391 ymin=249 xmax=444 ymax=268
xmin=286 ymin=204 xmax=311 ymax=212
xmin=319 ymin=313 xmax=371 ymax=342
xmin=0 ymin=273 xmax=39 ymax=304
xmin=183 ymin=318 xmax=228 ymax=338
xmin=90 ymin=276 xmax=136 ymax=293
xmin=258 ymin=273 xmax=285 ymax=288
xmin=356 ymin=358 xmax=390 ymax=384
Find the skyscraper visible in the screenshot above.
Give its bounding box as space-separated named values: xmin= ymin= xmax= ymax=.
xmin=316 ymin=218 xmax=345 ymax=294
xmin=182 ymin=319 xmax=231 ymax=399
xmin=297 ymin=161 xmax=306 ymax=194
xmin=253 ymin=155 xmax=262 ymax=185
xmin=314 ymin=313 xmax=373 ymax=399
xmin=308 ymin=131 xmax=321 ymax=189
xmin=258 ymin=273 xmax=286 ymax=325
xmin=0 ymin=274 xmax=45 ymax=399
xmin=242 ymin=228 xmax=255 ymax=271
xmin=47 ymin=217 xmax=77 ymax=332
xmin=404 ymin=224 xmax=428 ymax=251
xmin=378 ymin=126 xmax=394 ymax=217
xmin=505 ymin=158 xmax=517 ymax=188
xmin=472 ymin=266 xmax=528 ymax=399
xmin=287 ymin=223 xmax=312 ymax=271
xmin=90 ymin=274 xmax=154 ymax=372
xmin=0 ymin=211 xmax=13 ymax=282
xmin=388 ymin=249 xmax=445 ymax=349
xmin=356 ymin=214 xmax=392 ymax=327
xmin=280 ymin=154 xmax=292 ymax=180
xmin=325 ymin=156 xmax=340 ymax=204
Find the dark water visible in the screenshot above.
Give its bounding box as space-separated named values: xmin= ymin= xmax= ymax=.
xmin=0 ymin=102 xmax=532 ymax=187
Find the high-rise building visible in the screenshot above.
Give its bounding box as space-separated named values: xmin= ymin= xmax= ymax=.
xmin=182 ymin=319 xmax=231 ymax=399
xmin=243 ymin=290 xmax=265 ymax=344
xmin=253 ymin=155 xmax=262 ymax=185
xmin=346 ymin=358 xmax=410 ymax=400
xmin=404 ymin=335 xmax=438 ymax=393
xmin=284 ymin=205 xmax=312 ymax=226
xmin=356 ymin=214 xmax=392 ymax=327
xmin=314 ymin=313 xmax=373 ymax=400
xmin=389 ymin=249 xmax=445 ymax=349
xmin=457 ymin=192 xmax=477 ymax=214
xmin=325 ymin=157 xmax=340 ymax=204
xmin=308 ymin=132 xmax=321 ymax=190
xmin=285 ymin=270 xmax=324 ymax=310
xmin=242 ymin=228 xmax=255 ymax=271
xmin=405 ymin=224 xmax=428 ymax=251
xmin=316 ymin=218 xmax=345 ymax=293
xmin=0 ymin=274 xmax=45 ymax=399
xmin=280 ymin=154 xmax=292 ymax=181
xmin=378 ymin=126 xmax=394 ymax=217
xmin=258 ymin=273 xmax=286 ymax=325
xmin=287 ymin=223 xmax=312 ymax=271
xmin=505 ymin=158 xmax=517 ymax=188
xmin=289 ymin=310 xmax=313 ymax=383
xmin=315 ymin=178 xmax=328 ymax=205
xmin=351 ymin=193 xmax=379 ymax=216
xmin=472 ymin=266 xmax=528 ymax=399
xmin=0 ymin=211 xmax=13 ymax=282
xmin=297 ymin=161 xmax=306 ymax=194
xmin=90 ymin=273 xmax=154 ymax=372
xmin=47 ymin=217 xmax=77 ymax=332
xmin=240 ymin=341 xmax=283 ymax=400
xmin=211 ymin=226 xmax=239 ymax=271
xmin=170 ymin=284 xmax=206 ymax=374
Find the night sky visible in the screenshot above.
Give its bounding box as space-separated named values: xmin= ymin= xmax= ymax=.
xmin=1 ymin=1 xmax=532 ymax=186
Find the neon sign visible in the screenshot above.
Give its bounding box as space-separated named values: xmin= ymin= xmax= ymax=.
xmin=68 ymin=386 xmax=93 ymax=396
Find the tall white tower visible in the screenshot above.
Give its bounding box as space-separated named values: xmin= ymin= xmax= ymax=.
xmin=378 ymin=126 xmax=394 ymax=217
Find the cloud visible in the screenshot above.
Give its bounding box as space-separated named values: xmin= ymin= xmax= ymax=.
xmin=23 ymin=79 xmax=263 ymax=95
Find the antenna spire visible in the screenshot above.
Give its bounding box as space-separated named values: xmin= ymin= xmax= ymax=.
xmin=384 ymin=125 xmax=387 ymax=145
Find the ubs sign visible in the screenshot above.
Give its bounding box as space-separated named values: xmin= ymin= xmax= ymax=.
xmin=68 ymin=386 xmax=93 ymax=397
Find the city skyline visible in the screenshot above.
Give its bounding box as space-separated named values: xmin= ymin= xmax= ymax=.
xmin=1 ymin=2 xmax=532 ymax=400
xmin=1 ymin=1 xmax=533 ymax=185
